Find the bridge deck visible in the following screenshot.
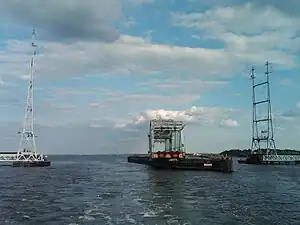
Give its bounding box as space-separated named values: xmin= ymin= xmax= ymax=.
xmin=0 ymin=152 xmax=46 ymax=162
xmin=263 ymin=154 xmax=300 ymax=162
xmin=0 ymin=153 xmax=17 ymax=161
xmin=0 ymin=152 xmax=17 ymax=154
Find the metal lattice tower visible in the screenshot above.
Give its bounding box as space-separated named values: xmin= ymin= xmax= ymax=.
xmin=148 ymin=118 xmax=185 ymax=154
xmin=16 ymin=29 xmax=39 ymax=160
xmin=250 ymin=61 xmax=277 ymax=156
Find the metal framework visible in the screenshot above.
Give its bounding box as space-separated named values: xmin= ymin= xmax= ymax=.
xmin=15 ymin=29 xmax=44 ymax=161
xmin=0 ymin=153 xmax=17 ymax=162
xmin=250 ymin=61 xmax=276 ymax=156
xmin=148 ymin=118 xmax=185 ymax=153
xmin=263 ymin=154 xmax=300 ymax=162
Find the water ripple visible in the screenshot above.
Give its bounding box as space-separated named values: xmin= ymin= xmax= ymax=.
xmin=0 ymin=156 xmax=299 ymax=224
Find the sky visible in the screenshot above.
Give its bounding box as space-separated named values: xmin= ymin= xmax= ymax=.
xmin=0 ymin=0 xmax=299 ymax=154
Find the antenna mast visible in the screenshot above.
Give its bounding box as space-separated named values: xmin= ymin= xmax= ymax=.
xmin=250 ymin=61 xmax=277 ymax=156
xmin=17 ymin=29 xmax=38 ymax=158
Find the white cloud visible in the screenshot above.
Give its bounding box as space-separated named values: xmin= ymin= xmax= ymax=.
xmin=251 ymin=0 xmax=300 ymax=17
xmin=104 ymin=93 xmax=200 ymax=107
xmin=121 ymin=17 xmax=137 ymax=28
xmin=49 ymin=104 xmax=77 ymax=111
xmin=0 ymin=77 xmax=16 ymax=87
xmin=0 ymin=35 xmax=240 ymax=80
xmin=172 ymin=3 xmax=297 ymax=34
xmin=278 ymin=102 xmax=300 ymax=121
xmin=279 ymin=78 xmax=295 ymax=87
xmin=28 ymin=85 xmax=203 ymax=127
xmin=171 ymin=2 xmax=300 ymax=67
xmin=137 ymin=78 xmax=228 ymax=92
xmin=131 ymin=106 xmax=240 ymax=127
xmin=1 ymin=3 xmax=298 ymax=83
xmin=221 ymin=119 xmax=239 ymax=127
xmin=124 ymin=0 xmax=156 ymax=5
xmin=89 ymin=103 xmax=103 ymax=108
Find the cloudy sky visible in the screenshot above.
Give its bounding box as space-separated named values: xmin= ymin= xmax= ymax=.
xmin=0 ymin=0 xmax=299 ymax=154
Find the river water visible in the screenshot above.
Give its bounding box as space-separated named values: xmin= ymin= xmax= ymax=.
xmin=0 ymin=155 xmax=299 ymax=225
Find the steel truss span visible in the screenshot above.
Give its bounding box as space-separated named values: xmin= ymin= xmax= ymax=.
xmin=263 ymin=154 xmax=300 ymax=162
xmin=0 ymin=153 xmax=45 ymax=162
xmin=148 ymin=118 xmax=186 ymax=153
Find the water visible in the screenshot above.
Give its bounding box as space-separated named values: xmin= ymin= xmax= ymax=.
xmin=0 ymin=155 xmax=299 ymax=225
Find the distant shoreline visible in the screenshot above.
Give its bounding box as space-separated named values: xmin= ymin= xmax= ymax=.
xmin=220 ymin=149 xmax=300 ymax=157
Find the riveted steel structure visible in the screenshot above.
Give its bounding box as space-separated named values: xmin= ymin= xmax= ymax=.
xmin=148 ymin=118 xmax=185 ymax=153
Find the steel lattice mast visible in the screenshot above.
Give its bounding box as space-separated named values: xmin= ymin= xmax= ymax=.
xmin=17 ymin=29 xmax=38 ymax=159
xmin=250 ymin=61 xmax=277 ymax=156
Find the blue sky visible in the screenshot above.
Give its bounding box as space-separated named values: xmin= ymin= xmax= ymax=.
xmin=0 ymin=0 xmax=299 ymax=154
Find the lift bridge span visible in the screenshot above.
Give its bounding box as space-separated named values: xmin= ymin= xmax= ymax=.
xmin=0 ymin=152 xmax=17 ymax=161
xmin=0 ymin=151 xmax=47 ymax=165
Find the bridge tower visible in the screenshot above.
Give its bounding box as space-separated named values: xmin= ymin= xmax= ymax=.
xmin=250 ymin=61 xmax=277 ymax=156
xmin=16 ymin=29 xmax=43 ymax=161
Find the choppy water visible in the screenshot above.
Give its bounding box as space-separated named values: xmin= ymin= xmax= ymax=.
xmin=0 ymin=155 xmax=299 ymax=225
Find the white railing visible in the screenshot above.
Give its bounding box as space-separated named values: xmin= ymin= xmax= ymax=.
xmin=263 ymin=154 xmax=300 ymax=162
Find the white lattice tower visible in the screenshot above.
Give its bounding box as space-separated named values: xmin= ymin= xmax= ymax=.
xmin=16 ymin=29 xmax=39 ymax=161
